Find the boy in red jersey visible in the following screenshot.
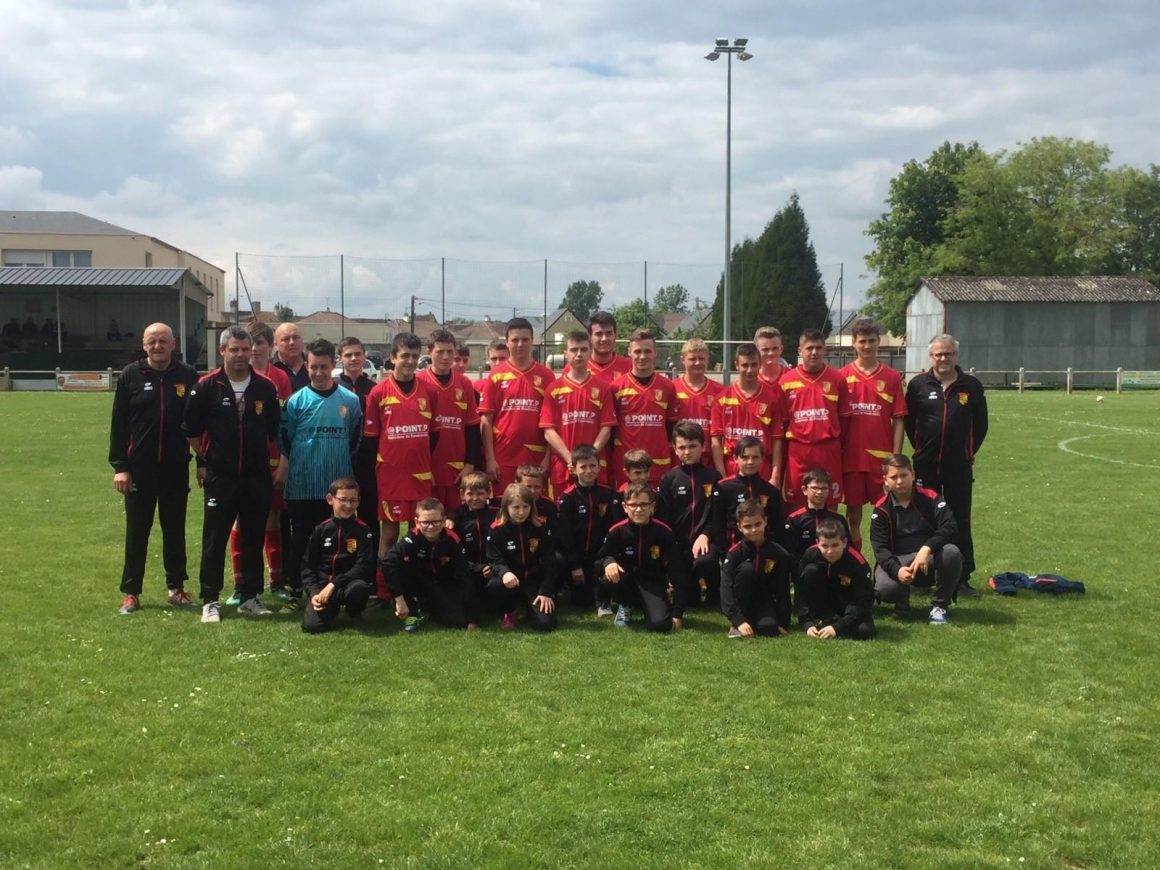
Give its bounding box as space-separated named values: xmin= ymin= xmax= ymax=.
xmin=610 ymin=328 xmax=678 ymax=487
xmin=779 ymin=328 xmax=850 ymax=508
xmin=420 ymin=329 xmax=480 ymax=510
xmin=568 ymin=310 xmax=632 ymax=383
xmin=363 ymin=333 xmax=440 ymax=574
xmin=541 ymin=330 xmax=615 ymax=490
xmin=754 ymin=325 xmax=788 ymax=387
xmin=672 ymin=338 xmax=724 ymax=468
xmin=839 ymin=318 xmax=905 ymax=551
xmin=479 ymin=318 xmax=554 ymax=492
xmin=710 ymin=342 xmax=786 ymax=482
xmin=472 ymin=339 xmax=508 ymax=399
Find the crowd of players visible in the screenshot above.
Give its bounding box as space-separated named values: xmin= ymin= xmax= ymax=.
xmin=109 ymin=310 xmax=988 ymax=636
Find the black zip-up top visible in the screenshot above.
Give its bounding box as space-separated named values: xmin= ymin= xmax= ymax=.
xmin=486 ymin=518 xmax=557 ymax=598
xmin=301 ymin=515 xmax=375 ymax=592
xmin=556 ymin=482 xmax=618 ymax=565
xmin=657 ymin=463 xmax=721 ymax=549
xmin=597 ymin=518 xmax=690 ymax=613
xmin=710 ymin=473 xmax=783 ymax=551
xmin=451 ymin=504 xmax=497 ymax=574
xmin=272 ymin=356 xmax=310 ymax=393
xmin=720 ymin=537 xmax=793 ymax=630
xmin=869 ymin=488 xmax=959 ymax=581
xmin=783 ymin=506 xmax=852 ymax=561
xmin=181 ymin=366 xmax=281 ymax=477
xmin=109 ymin=358 xmax=200 ymax=473
xmin=381 ymin=528 xmax=471 ymax=599
xmin=798 ymin=544 xmax=874 ymax=635
xmin=904 ymin=367 xmax=988 ymax=474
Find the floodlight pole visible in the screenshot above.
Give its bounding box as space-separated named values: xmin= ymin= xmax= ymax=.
xmin=706 ymin=38 xmax=752 ymax=383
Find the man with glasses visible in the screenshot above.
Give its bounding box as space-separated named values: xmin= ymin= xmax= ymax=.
xmin=904 ymin=334 xmax=988 ymax=597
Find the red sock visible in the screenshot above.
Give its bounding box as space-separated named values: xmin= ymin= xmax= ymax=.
xmin=264 ymin=528 xmax=283 ymax=586
xmin=228 ymin=527 xmax=243 ymax=586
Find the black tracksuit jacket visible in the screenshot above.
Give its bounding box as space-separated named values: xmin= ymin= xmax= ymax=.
xmin=720 ymin=538 xmax=793 ymax=630
xmin=597 ymin=518 xmax=690 ymax=612
xmin=301 ymin=515 xmax=376 ymax=592
xmin=904 ymin=367 xmax=988 ymax=474
xmin=869 ymin=488 xmax=959 ymax=581
xmin=798 ymin=545 xmax=874 ymax=636
xmin=710 ymin=473 xmax=783 ymax=551
xmin=486 ymin=519 xmax=557 ymax=598
xmin=109 ymin=358 xmax=201 ymax=475
xmin=657 ymin=463 xmax=721 ymax=551
xmin=181 ymin=366 xmax=281 ymax=477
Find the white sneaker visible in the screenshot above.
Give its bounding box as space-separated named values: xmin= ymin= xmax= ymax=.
xmin=201 ymin=601 xmax=221 ymax=624
xmin=238 ymin=597 xmax=272 ymax=616
xmin=596 ymin=605 xmax=614 ymax=618
xmin=929 ymin=606 xmax=948 ymax=625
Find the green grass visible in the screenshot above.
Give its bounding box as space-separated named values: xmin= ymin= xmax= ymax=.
xmin=1 ymin=390 xmax=1158 ymax=868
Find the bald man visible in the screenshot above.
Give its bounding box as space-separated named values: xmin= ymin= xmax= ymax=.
xmin=110 ymin=323 xmax=202 ymax=614
xmin=272 ymin=322 xmax=309 ymax=393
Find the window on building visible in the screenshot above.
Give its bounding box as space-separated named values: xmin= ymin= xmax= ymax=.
xmin=3 ymin=250 xmax=49 ymax=267
xmin=49 ymin=250 xmax=92 ymax=267
xmin=145 ymin=252 xmax=153 ymax=267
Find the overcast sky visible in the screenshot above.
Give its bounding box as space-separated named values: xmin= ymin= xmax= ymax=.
xmin=2 ymin=0 xmax=1157 ymax=321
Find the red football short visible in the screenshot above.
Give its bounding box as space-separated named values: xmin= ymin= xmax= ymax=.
xmin=785 ymin=439 xmax=842 ymax=507
xmin=842 ymin=471 xmax=884 ymax=508
xmin=380 ymin=499 xmax=418 ymax=524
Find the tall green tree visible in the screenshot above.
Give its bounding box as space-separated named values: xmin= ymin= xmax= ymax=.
xmin=273 ymin=302 xmax=296 ymax=322
xmin=652 ymin=284 xmax=690 ymax=313
xmin=559 ymin=280 xmax=603 ymax=323
xmin=864 ymin=141 xmax=984 ymax=335
xmin=710 ymin=193 xmax=831 ymax=359
xmin=864 ymin=137 xmax=1160 ymax=332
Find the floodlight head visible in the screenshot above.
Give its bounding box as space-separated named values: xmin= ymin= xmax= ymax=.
xmin=715 ymin=38 xmax=729 ymax=47
xmin=734 ymin=38 xmax=748 ymax=47
xmin=705 ymin=51 xmax=721 ymax=61
xmin=739 ymin=51 xmax=753 ymax=61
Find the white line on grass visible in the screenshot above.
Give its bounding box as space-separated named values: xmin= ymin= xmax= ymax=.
xmin=1057 ymin=434 xmax=1160 ymax=469
xmin=998 ymin=412 xmax=1156 ymax=437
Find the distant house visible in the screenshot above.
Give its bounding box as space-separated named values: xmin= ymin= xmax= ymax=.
xmin=907 ymin=276 xmax=1160 ymax=380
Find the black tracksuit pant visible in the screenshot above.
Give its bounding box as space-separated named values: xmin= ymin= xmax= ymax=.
xmin=287 ymin=499 xmax=332 ymax=593
xmin=302 ymin=579 xmax=374 ymax=633
xmin=198 ymin=472 xmax=272 ymax=603
xmin=608 ymin=572 xmax=673 ymax=633
xmin=120 ymin=462 xmax=190 ymax=595
xmin=916 ymin=463 xmax=976 ymax=577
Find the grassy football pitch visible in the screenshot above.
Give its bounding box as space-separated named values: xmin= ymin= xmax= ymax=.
xmin=0 ymin=390 xmax=1157 ymax=869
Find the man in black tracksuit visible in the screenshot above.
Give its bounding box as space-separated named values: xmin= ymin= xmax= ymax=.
xmin=597 ymin=484 xmax=689 ymax=632
xmin=381 ymin=499 xmax=481 ymax=630
xmin=798 ymin=520 xmax=876 ymax=639
xmin=109 ymin=323 xmax=202 ymax=613
xmin=182 ymin=327 xmax=282 ymax=616
xmin=719 ymin=500 xmax=793 ymax=638
xmin=905 ymin=334 xmax=987 ymax=594
xmin=871 ymin=454 xmax=961 ymax=622
xmin=301 ymin=480 xmax=376 ymax=633
xmin=657 ymin=428 xmax=722 ymax=608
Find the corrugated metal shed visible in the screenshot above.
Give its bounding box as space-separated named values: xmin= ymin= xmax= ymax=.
xmin=0 ymin=211 xmax=139 ymax=235
xmin=0 ymin=266 xmax=193 ymax=288
xmin=921 ymin=275 xmax=1159 ymax=303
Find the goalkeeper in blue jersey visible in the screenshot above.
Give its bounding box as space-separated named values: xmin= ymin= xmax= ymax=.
xmin=280 ymin=339 xmax=363 ymax=601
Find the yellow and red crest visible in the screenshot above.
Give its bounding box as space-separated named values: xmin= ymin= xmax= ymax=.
xmin=839 ymin=574 xmax=852 ymax=586
xmin=418 ymin=398 xmax=428 ymax=411
xmin=456 ymin=388 xmax=463 ymax=400
xmin=758 ymin=403 xmax=767 ymax=415
xmin=703 ymin=484 xmax=713 ymax=497
xmin=175 ymin=384 xmax=186 ymax=398
xmin=759 ymin=495 xmax=768 ymax=507
xmin=876 ymin=379 xmax=886 ymax=391
xmin=534 ymin=376 xmax=543 ymax=387
xmin=254 ymin=400 xmax=264 ymax=415
xmin=650 ymin=545 xmax=661 ymax=560
xmin=598 ymin=505 xmax=607 ymax=517
xmin=822 ymin=381 xmax=832 ymax=393
xmin=958 ymin=393 xmax=969 ymax=406
xmin=345 ymin=538 xmax=358 ymax=554
xmin=338 ymin=405 xmax=349 ymax=418
xmin=439 ymin=555 xmax=451 ymax=565
xmin=591 ymin=388 xmax=600 ymax=399
xmin=529 ymin=538 xmax=540 ymax=553
xmin=654 ymin=389 xmax=663 ymax=401
xmin=763 ymin=558 xmax=775 ymax=574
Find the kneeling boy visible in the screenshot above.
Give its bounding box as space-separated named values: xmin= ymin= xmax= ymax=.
xmin=301 ymin=477 xmax=376 ymax=634
xmin=719 ymin=499 xmax=792 ymax=637
xmin=798 ymin=518 xmax=876 ymax=639
xmin=381 ymin=497 xmax=480 ymax=631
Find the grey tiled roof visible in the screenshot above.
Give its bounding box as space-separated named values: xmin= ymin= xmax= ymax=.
xmin=1 ymin=211 xmax=139 ymax=235
xmin=921 ymin=275 xmax=1159 ymax=303
xmin=0 ymin=266 xmax=193 ymax=288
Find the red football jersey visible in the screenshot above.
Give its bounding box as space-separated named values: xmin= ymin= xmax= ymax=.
xmin=478 ymin=360 xmax=554 ymax=469
xmin=610 ymin=372 xmax=678 ymax=485
xmin=673 ymin=376 xmax=725 ymax=433
xmin=710 ymin=381 xmax=786 ymax=478
xmin=779 ymin=364 xmax=850 ymax=444
xmin=539 ymin=372 xmax=616 ymax=487
xmin=839 ymin=362 xmax=905 ymax=473
xmin=254 ymin=363 xmax=293 ymax=403
xmin=420 ymin=369 xmax=480 ymax=487
xmin=364 ymin=375 xmax=439 ymax=500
